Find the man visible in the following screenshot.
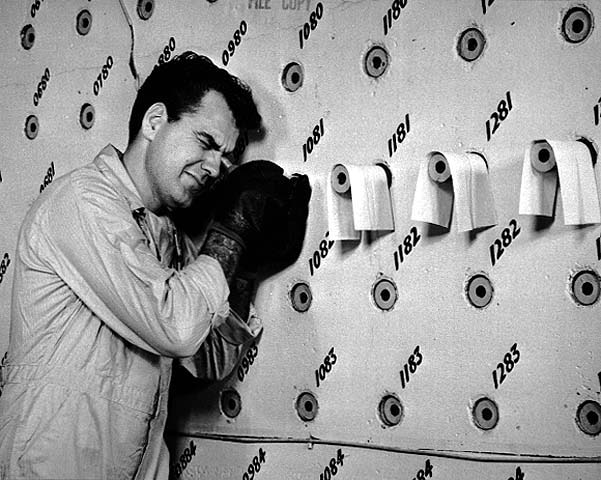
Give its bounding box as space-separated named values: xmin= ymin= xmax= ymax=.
xmin=0 ymin=52 xmax=310 ymax=479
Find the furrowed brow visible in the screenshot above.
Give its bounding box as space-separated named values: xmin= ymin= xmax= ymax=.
xmin=195 ymin=131 xmax=221 ymax=151
xmin=195 ymin=131 xmax=237 ymax=158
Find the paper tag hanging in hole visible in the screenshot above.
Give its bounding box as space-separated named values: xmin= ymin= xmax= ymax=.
xmin=519 ymin=139 xmax=600 ymax=225
xmin=412 ymin=151 xmax=497 ymax=232
xmin=327 ymin=164 xmax=394 ymax=240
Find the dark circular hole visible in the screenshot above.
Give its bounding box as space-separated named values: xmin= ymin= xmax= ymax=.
xmin=337 ymin=172 xmax=347 ymax=185
xmin=390 ymin=404 xmax=400 ymax=417
xmin=482 ymin=407 xmax=492 ymax=421
xmin=82 ymin=18 xmax=89 ymax=28
xmin=476 ymin=285 xmax=487 ymax=298
xmin=582 ymin=281 xmax=594 ymax=296
xmin=435 ymin=160 xmax=446 ymax=174
xmin=145 ymin=1 xmax=153 ymax=12
xmin=291 ymin=72 xmax=300 ymax=84
xmin=365 ymin=47 xmax=389 ymax=78
xmin=28 ymin=33 xmax=35 ymax=43
xmin=380 ymin=288 xmax=391 ymax=302
xmin=299 ymin=292 xmax=308 ymax=304
xmin=30 ymin=123 xmax=37 ymax=132
xmin=572 ymin=18 xmax=584 ymax=34
xmin=86 ymin=112 xmax=93 ymax=123
xmin=538 ymin=148 xmax=550 ymax=163
xmin=467 ymin=38 xmax=478 ymax=51
xmin=305 ymin=401 xmax=313 ymax=412
xmin=586 ymin=411 xmax=599 ymax=425
xmin=228 ymin=399 xmax=237 ymax=410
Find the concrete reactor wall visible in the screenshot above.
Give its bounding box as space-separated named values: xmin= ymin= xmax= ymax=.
xmin=1 ymin=0 xmax=600 ymax=478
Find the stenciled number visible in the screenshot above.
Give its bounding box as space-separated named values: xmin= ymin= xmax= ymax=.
xmin=0 ymin=253 xmax=11 ymax=285
xmin=30 ymin=0 xmax=46 ymax=18
xmin=303 ymin=118 xmax=325 ymax=162
xmin=412 ymin=459 xmax=433 ymax=480
xmin=508 ymin=466 xmax=525 ymax=480
xmin=33 ymin=68 xmax=51 ymax=106
xmin=299 ymin=2 xmax=323 ymax=49
xmin=315 ymin=347 xmax=337 ymax=388
xmin=158 ymin=37 xmax=176 ymax=65
xmin=309 ymin=231 xmax=334 ymax=276
xmin=489 ymin=219 xmax=521 ymax=267
xmin=237 ymin=343 xmax=258 ymax=382
xmin=0 ymin=352 xmax=6 ymax=398
xmin=93 ymin=56 xmax=114 ymax=96
xmin=383 ymin=0 xmax=409 ymax=36
xmin=388 ymin=113 xmax=411 ymax=157
xmin=39 ymin=162 xmax=55 ymax=193
xmin=171 ymin=440 xmax=196 ymax=479
xmin=394 ymin=226 xmax=420 ymax=270
xmin=486 ymin=91 xmax=513 ymax=141
xmin=223 ymin=21 xmax=247 ymax=66
xmin=492 ymin=343 xmax=520 ymax=389
xmin=400 ymin=345 xmax=422 ymax=389
xmin=594 ymin=98 xmax=601 ymax=126
xmin=481 ymin=0 xmax=497 ymax=15
xmin=242 ymin=448 xmax=266 ymax=480
xmin=319 ymin=449 xmax=345 ymax=480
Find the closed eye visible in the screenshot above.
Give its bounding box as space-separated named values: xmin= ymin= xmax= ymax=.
xmin=194 ymin=131 xmax=221 ymax=152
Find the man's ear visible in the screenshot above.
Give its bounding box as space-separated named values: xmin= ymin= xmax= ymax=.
xmin=141 ymin=103 xmax=167 ymax=141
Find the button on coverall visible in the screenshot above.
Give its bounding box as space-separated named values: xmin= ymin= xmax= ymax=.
xmin=0 ymin=145 xmax=261 ymax=479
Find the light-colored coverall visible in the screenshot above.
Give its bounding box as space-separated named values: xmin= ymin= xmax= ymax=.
xmin=0 ymin=145 xmax=261 ymax=479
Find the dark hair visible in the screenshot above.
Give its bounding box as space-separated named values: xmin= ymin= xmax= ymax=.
xmin=128 ymin=51 xmax=261 ymax=144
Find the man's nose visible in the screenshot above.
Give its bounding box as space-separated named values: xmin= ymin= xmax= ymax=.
xmin=201 ymin=151 xmax=222 ymax=178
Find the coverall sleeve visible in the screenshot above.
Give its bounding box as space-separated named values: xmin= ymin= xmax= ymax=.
xmin=44 ymin=174 xmax=230 ymax=358
xmin=175 ymin=226 xmax=263 ymax=380
xmin=178 ymin=305 xmax=263 ymax=380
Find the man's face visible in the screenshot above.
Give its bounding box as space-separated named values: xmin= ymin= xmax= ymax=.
xmin=144 ymin=89 xmax=239 ymax=213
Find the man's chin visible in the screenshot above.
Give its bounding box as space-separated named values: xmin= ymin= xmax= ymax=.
xmin=171 ymin=191 xmax=207 ymax=212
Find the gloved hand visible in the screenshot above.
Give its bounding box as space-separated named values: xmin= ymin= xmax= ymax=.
xmin=210 ymin=160 xmax=311 ymax=272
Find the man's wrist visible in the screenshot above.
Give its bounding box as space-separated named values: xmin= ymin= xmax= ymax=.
xmin=229 ymin=275 xmax=255 ymax=321
xmin=210 ymin=222 xmax=246 ymax=251
xmin=200 ymin=229 xmax=244 ymax=284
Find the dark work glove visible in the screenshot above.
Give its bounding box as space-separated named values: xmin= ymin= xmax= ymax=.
xmin=210 ymin=160 xmax=311 ymax=271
